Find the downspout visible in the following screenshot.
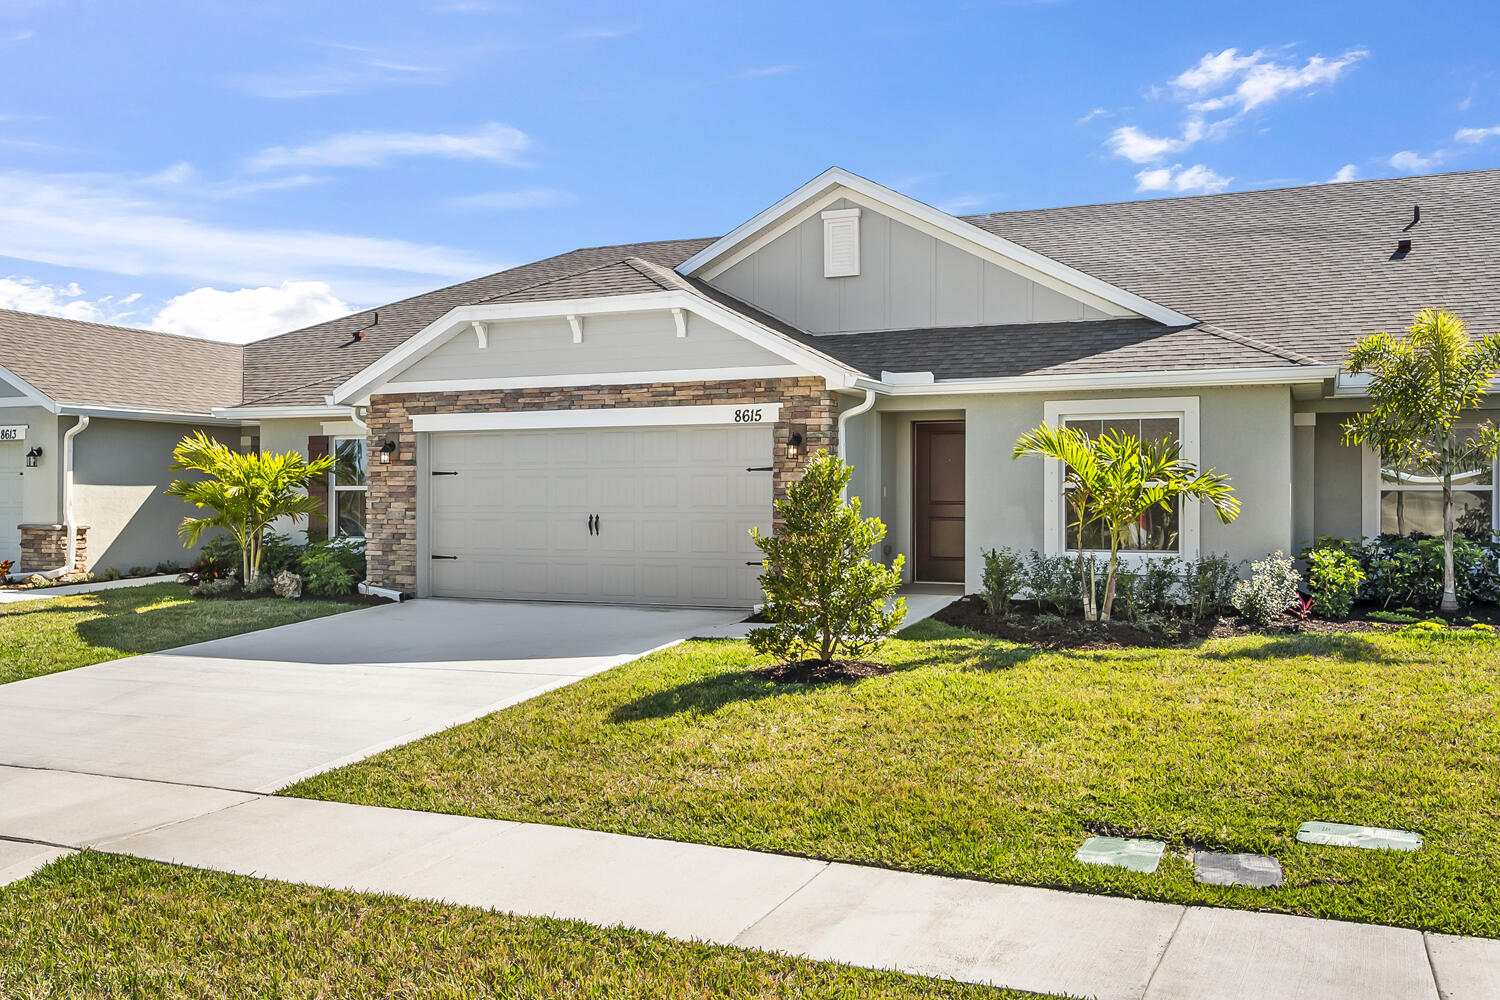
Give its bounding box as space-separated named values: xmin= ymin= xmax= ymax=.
xmin=41 ymin=415 xmax=91 ymax=579
xmin=836 ymin=387 xmax=877 ymax=499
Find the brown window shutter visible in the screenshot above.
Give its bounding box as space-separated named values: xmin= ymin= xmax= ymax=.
xmin=306 ymin=435 xmax=330 ymax=542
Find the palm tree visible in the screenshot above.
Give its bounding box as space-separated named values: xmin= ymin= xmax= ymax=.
xmin=1014 ymin=424 xmax=1241 ymax=621
xmin=1343 ymin=309 xmax=1500 ymax=612
xmin=165 ymin=431 xmax=335 ymax=584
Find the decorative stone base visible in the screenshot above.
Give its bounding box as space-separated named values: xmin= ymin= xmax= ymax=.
xmin=18 ymin=524 xmax=88 ymax=572
xmin=364 ymin=377 xmax=839 ymax=594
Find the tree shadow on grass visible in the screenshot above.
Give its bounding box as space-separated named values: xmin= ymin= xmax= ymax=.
xmin=1198 ymin=633 xmax=1403 ymax=664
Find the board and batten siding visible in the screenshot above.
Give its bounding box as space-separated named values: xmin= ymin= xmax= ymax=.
xmin=707 ymin=198 xmax=1125 ymax=335
xmin=391 ymin=311 xmax=788 ymax=385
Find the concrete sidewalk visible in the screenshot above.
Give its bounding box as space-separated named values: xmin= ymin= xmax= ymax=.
xmin=2 ymin=781 xmax=1486 ymax=1000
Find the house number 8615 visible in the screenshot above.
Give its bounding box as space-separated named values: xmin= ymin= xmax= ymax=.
xmin=733 ymin=408 xmax=764 ymax=423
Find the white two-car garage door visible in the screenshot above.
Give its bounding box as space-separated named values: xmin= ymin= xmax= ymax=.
xmin=427 ymin=424 xmax=772 ymax=607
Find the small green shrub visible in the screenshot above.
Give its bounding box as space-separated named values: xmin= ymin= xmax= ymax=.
xmin=980 ymin=547 xmax=1025 ymax=616
xmin=1230 ymin=551 xmax=1301 ymax=626
xmin=1307 ymin=547 xmax=1364 ymax=618
xmin=258 ymin=532 xmax=307 ymax=577
xmin=301 ymin=538 xmax=366 ymax=581
xmin=1367 ymin=609 xmax=1423 ymax=624
xmin=300 ymin=549 xmax=355 ymax=597
xmin=1135 ymin=559 xmax=1180 ymax=614
xmin=1181 ymin=553 xmax=1240 ymax=619
xmin=1024 ymin=551 xmax=1082 ymax=615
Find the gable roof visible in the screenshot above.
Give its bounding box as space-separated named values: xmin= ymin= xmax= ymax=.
xmin=0 ymin=309 xmax=243 ymax=415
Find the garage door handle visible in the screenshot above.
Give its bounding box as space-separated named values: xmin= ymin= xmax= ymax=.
xmin=746 ymin=465 xmax=773 ymax=472
xmin=431 ymin=555 xmax=458 ymax=560
xmin=432 ymin=471 xmax=459 ymax=477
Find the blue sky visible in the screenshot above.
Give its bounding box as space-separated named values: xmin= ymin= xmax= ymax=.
xmin=1 ymin=0 xmax=1497 ymax=341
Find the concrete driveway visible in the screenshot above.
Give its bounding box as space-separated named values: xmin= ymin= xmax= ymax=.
xmin=0 ymin=599 xmax=738 ymax=794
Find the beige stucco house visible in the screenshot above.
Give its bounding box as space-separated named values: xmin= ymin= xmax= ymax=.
xmin=4 ymin=166 xmax=1497 ymax=602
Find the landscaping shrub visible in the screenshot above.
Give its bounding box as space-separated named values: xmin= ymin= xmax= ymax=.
xmin=1230 ymin=551 xmax=1300 ymax=626
xmin=1023 ymin=551 xmax=1082 ymax=615
xmin=300 ymin=549 xmax=355 ymax=597
xmin=258 ymin=532 xmax=306 ymax=577
xmin=749 ymin=451 xmax=905 ymax=666
xmin=1135 ymin=559 xmax=1180 ymax=614
xmin=1350 ymin=535 xmax=1500 ymax=609
xmin=1307 ymin=546 xmax=1365 ymax=618
xmin=979 ymin=547 xmax=1025 ymax=616
xmin=1181 ymin=553 xmax=1240 ymax=619
xmin=302 ymin=537 xmax=365 ymax=581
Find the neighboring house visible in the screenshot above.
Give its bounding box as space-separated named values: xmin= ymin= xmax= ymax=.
xmin=0 ymin=312 xmax=241 ymax=575
xmin=6 ymin=166 xmax=1499 ymax=602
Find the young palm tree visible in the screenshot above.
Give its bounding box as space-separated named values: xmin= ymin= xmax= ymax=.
xmin=1343 ymin=309 xmax=1500 ymax=612
xmin=1014 ymin=424 xmax=1241 ymax=621
xmin=165 ymin=431 xmax=335 ymax=584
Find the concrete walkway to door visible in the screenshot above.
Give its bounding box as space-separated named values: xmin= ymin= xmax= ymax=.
xmin=0 ymin=598 xmax=740 ymax=793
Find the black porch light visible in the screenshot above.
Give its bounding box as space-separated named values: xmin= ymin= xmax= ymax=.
xmin=24 ymin=446 xmax=41 ymax=469
xmin=786 ymin=429 xmax=805 ymax=461
xmin=379 ymin=440 xmax=396 ymax=465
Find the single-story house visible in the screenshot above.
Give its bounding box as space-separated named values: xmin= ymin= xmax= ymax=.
xmin=5 ymin=166 xmax=1498 ymax=603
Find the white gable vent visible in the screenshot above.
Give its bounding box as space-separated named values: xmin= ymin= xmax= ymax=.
xmin=822 ymin=207 xmax=861 ymax=277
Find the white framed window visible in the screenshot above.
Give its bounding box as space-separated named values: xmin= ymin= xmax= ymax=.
xmin=1360 ymin=424 xmax=1498 ymax=540
xmin=330 ymin=437 xmax=367 ymax=539
xmin=1042 ymin=396 xmax=1202 ymax=561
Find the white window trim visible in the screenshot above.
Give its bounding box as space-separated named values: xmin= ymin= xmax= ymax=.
xmin=329 ymin=435 xmax=368 ymax=540
xmin=1360 ymin=444 xmax=1499 ymax=539
xmin=1041 ymin=396 xmax=1202 ymax=562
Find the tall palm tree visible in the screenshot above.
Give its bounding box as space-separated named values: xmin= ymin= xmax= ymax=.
xmin=1014 ymin=425 xmax=1241 ymax=621
xmin=165 ymin=431 xmax=335 ymax=583
xmin=1344 ymin=309 xmax=1500 ymax=612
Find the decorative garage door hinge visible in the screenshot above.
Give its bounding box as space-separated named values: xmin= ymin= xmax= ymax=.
xmin=432 ymin=471 xmax=459 ymax=476
xmin=431 ymin=555 xmax=458 ymax=560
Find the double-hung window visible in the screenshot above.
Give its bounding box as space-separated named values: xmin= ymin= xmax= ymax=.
xmin=1376 ymin=424 xmax=1496 ymax=541
xmin=330 ymin=437 xmax=367 ymax=538
xmin=1042 ymin=397 xmax=1201 ymax=561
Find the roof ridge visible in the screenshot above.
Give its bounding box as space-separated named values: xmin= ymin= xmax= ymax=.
xmin=1194 ymin=322 xmax=1324 ymax=366
xmin=622 ymin=256 xmax=690 ymax=291
xmin=0 ymin=307 xmax=245 ymax=352
xmin=480 ymin=254 xmax=649 ymax=303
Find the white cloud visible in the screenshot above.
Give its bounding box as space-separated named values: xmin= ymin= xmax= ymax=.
xmin=1134 ymin=163 xmax=1231 ymax=194
xmin=1388 ymin=150 xmax=1434 ymax=171
xmin=1076 ymin=107 xmax=1109 ymax=124
xmin=738 ymin=64 xmax=796 ymax=79
xmin=1329 ymin=163 xmax=1358 ymax=183
xmin=231 ymin=43 xmax=450 ymax=99
xmin=1179 ymin=47 xmax=1367 ymax=114
xmin=1455 ymin=124 xmax=1500 ymax=143
xmin=0 ymin=168 xmax=500 ymax=303
xmin=0 ymin=276 xmax=139 ymax=324
xmin=444 ymin=187 xmax=575 ymax=211
xmin=150 ymin=282 xmax=350 ymax=344
xmin=1106 ymin=120 xmax=1206 ymax=163
xmin=0 ymin=29 xmax=34 ymax=45
xmin=248 ymin=123 xmax=529 ymax=171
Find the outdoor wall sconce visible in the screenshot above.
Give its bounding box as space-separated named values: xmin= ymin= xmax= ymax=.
xmin=379 ymin=440 xmax=396 ymax=465
xmin=786 ymin=429 xmax=805 ymax=461
xmin=24 ymin=447 xmax=41 ymax=468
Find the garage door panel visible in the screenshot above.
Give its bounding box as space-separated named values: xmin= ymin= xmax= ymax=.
xmin=427 ymin=424 xmax=771 ymax=607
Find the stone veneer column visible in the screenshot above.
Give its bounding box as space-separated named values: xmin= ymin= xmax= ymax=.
xmin=18 ymin=524 xmax=88 ymax=572
xmin=362 ymin=377 xmax=837 ymax=595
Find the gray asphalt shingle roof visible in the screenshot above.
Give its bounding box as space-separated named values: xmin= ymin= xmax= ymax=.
xmin=0 ymin=309 xmax=243 ymax=414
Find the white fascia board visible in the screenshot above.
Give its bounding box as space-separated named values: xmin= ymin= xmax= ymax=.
xmin=413 ymin=402 xmax=783 ymax=433
xmin=383 ymin=365 xmax=810 ymax=395
xmin=868 ymin=364 xmax=1339 ymax=396
xmin=0 ymin=362 xmax=59 ymax=413
xmin=212 ymin=404 xmax=353 ymax=421
xmin=677 ymin=166 xmax=1197 ymax=327
xmin=58 ymin=404 xmax=243 ymax=426
xmin=331 ymin=290 xmax=861 ymax=404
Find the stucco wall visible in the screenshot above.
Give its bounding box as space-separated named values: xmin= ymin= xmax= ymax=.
xmin=395 ymin=311 xmax=787 ymax=384
xmin=1311 ymin=413 xmax=1363 ymax=542
xmin=71 ymin=418 xmax=235 ymax=573
xmin=708 ymin=197 xmax=1124 ymax=335
xmin=846 ymin=385 xmax=1296 ymax=592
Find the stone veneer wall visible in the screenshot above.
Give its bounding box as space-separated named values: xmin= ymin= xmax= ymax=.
xmin=19 ymin=524 xmax=88 ymax=573
xmin=364 ymin=377 xmax=838 ymax=594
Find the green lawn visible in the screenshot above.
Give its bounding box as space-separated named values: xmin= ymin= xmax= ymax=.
xmin=0 ymin=853 xmax=1054 ymax=999
xmin=288 ymin=619 xmax=1500 ymax=939
xmin=0 ymin=582 xmax=359 ymax=685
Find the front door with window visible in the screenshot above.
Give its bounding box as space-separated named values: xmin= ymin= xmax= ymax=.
xmin=914 ymin=420 xmax=965 ymax=582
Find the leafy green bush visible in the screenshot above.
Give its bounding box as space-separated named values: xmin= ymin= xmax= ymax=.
xmin=1135 ymin=559 xmax=1180 ymax=614
xmin=300 ymin=549 xmax=355 ymax=597
xmin=1181 ymin=553 xmax=1240 ymax=619
xmin=1230 ymin=551 xmax=1300 ymax=626
xmin=1367 ymin=609 xmax=1423 ymax=624
xmin=1307 ymin=547 xmax=1364 ymax=618
xmin=1024 ymin=551 xmax=1081 ymax=615
xmin=258 ymin=532 xmax=307 ymax=577
xmin=980 ymin=547 xmax=1025 ymax=616
xmin=1339 ymin=534 xmax=1500 ymax=609
xmin=749 ymin=451 xmax=906 ymax=665
xmin=301 ymin=538 xmax=365 ymax=581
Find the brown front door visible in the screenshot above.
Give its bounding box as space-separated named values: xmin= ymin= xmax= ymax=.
xmin=914 ymin=421 xmax=965 ymax=582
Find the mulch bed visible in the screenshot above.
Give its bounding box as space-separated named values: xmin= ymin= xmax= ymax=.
xmin=934 ymin=595 xmax=1500 ymax=649
xmin=757 ymin=658 xmax=892 ymax=684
